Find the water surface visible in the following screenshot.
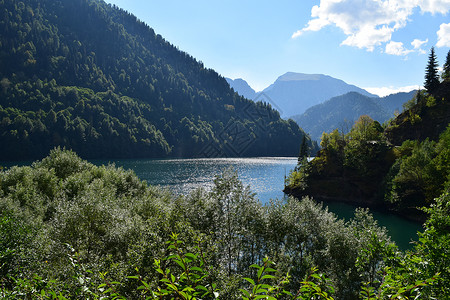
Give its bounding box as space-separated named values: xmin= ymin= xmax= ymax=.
xmin=96 ymin=157 xmax=422 ymax=250
xmin=93 ymin=157 xmax=296 ymax=202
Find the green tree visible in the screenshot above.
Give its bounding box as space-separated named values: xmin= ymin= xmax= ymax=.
xmin=298 ymin=134 xmax=309 ymax=164
xmin=424 ymin=47 xmax=440 ymax=93
xmin=442 ymin=50 xmax=450 ymax=81
xmin=348 ymin=115 xmax=382 ymax=142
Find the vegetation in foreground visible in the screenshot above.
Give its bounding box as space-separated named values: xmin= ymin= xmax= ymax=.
xmin=1 ymin=148 xmax=448 ymax=299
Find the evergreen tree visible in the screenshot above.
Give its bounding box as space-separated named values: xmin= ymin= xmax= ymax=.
xmin=424 ymin=47 xmax=440 ymax=93
xmin=298 ymin=134 xmax=309 ymax=164
xmin=442 ymin=50 xmax=450 ymax=81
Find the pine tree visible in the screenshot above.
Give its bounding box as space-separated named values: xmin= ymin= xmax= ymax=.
xmin=424 ymin=47 xmax=440 ymax=93
xmin=442 ymin=50 xmax=450 ymax=81
xmin=298 ymin=134 xmax=309 ymax=164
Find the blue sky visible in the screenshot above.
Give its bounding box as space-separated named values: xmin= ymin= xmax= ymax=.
xmin=105 ymin=0 xmax=450 ymax=96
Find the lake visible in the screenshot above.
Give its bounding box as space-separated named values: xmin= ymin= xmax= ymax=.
xmin=93 ymin=157 xmax=422 ymax=250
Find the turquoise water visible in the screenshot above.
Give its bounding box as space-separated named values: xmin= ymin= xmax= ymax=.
xmin=94 ymin=157 xmax=422 ymax=250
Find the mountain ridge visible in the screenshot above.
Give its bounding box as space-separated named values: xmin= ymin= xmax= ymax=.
xmin=292 ymin=90 xmax=417 ymax=141
xmin=226 ymin=72 xmax=377 ymax=118
xmin=262 ymin=72 xmax=377 ymax=118
xmin=225 ymin=78 xmax=257 ymax=100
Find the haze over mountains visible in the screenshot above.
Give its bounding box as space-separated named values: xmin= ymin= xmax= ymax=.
xmin=227 ymin=72 xmax=377 ymax=118
xmin=291 ymin=91 xmax=417 ymax=141
xmin=227 ymin=73 xmax=416 ymax=141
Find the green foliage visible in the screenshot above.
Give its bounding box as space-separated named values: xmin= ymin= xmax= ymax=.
xmin=288 ymin=101 xmax=450 ymax=218
xmin=347 ymin=115 xmax=383 ymax=142
xmin=416 ymin=190 xmax=450 ymax=297
xmin=129 ymin=233 xmax=218 ymax=299
xmin=240 ymin=260 xmax=335 ymax=300
xmin=288 ymin=115 xmax=390 ymax=198
xmin=0 ymin=149 xmax=444 ymax=299
xmin=385 ymin=126 xmax=450 ymax=207
xmin=320 ymin=129 xmax=344 ymax=154
xmin=425 ymin=95 xmax=437 ymax=107
xmin=290 ymin=91 xmax=417 ymax=142
xmin=402 ymin=95 xmax=417 ymax=112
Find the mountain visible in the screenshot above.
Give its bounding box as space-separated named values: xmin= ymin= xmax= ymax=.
xmin=0 ymin=0 xmax=316 ymax=160
xmin=292 ymin=90 xmax=417 ymax=141
xmin=226 ymin=78 xmax=257 ymax=100
xmin=378 ymin=90 xmax=418 ymax=113
xmin=260 ymin=72 xmax=376 ymax=118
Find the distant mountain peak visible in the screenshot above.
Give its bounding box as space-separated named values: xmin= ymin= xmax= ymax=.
xmin=226 ymin=77 xmax=257 ymax=100
xmin=261 ymin=72 xmax=376 ymax=117
xmin=276 ymin=72 xmax=325 ymax=82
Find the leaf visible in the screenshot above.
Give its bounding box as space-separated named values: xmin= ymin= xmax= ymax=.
xmin=239 ymin=289 xmax=251 ymax=297
xmin=197 ymin=285 xmax=208 ymax=292
xmin=260 ymin=284 xmax=272 ymax=289
xmin=191 ymin=267 xmax=203 ymax=273
xmin=174 ymin=259 xmax=186 ymax=270
xmin=261 ymin=275 xmax=275 ymax=280
xmin=185 ymin=253 xmax=197 ymax=260
xmin=243 ymin=277 xmax=255 ymax=286
xmin=257 ymin=266 xmax=264 ymax=279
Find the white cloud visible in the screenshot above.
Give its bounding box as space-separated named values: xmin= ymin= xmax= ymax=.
xmin=342 ymin=25 xmax=393 ymax=51
xmin=420 ymin=0 xmax=450 ymax=14
xmin=293 ymin=0 xmax=450 ymax=52
xmin=385 ymin=41 xmax=413 ymax=56
xmin=364 ymin=85 xmax=419 ymax=97
xmin=411 ymin=38 xmax=428 ymax=54
xmin=437 ymin=23 xmax=450 ymax=47
xmin=411 ymin=38 xmax=428 ymax=49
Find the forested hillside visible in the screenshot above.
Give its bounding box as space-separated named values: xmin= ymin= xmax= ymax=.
xmin=0 ymin=0 xmax=315 ymax=160
xmin=292 ymin=91 xmax=416 ymax=141
xmin=286 ymin=77 xmax=450 ymax=221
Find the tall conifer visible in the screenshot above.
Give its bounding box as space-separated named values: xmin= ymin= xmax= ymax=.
xmin=442 ymin=50 xmax=450 ymax=81
xmin=424 ymin=47 xmax=440 ymax=93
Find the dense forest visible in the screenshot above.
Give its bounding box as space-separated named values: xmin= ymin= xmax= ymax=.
xmin=0 ymin=0 xmax=317 ymax=160
xmin=0 ymin=148 xmax=447 ymax=299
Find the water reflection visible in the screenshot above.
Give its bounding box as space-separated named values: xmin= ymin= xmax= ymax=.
xmin=99 ymin=157 xmax=297 ymax=203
